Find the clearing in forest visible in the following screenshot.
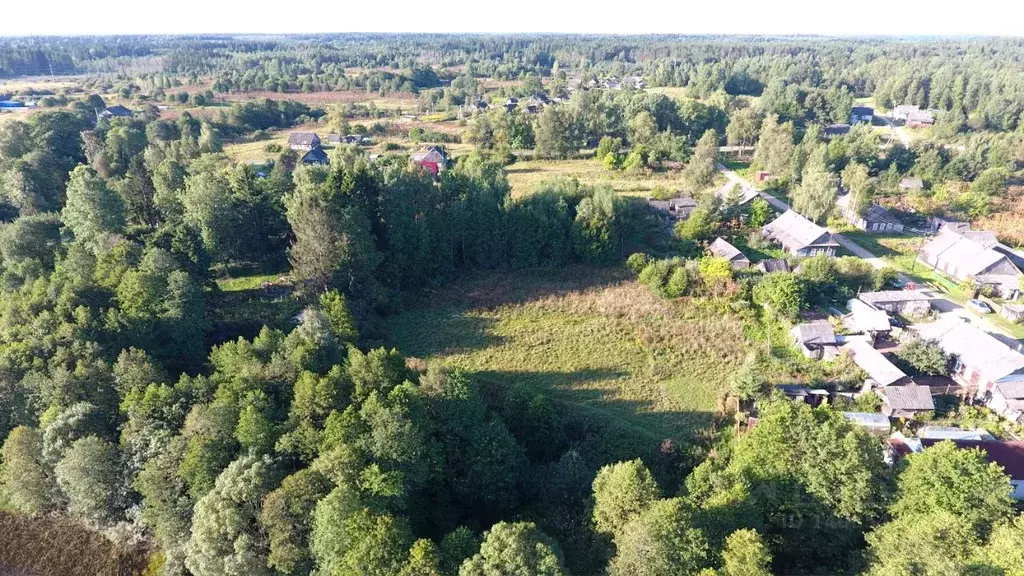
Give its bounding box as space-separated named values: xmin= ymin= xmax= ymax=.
xmin=387 ymin=266 xmax=748 ymax=443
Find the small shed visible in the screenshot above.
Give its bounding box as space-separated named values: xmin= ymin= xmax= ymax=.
xmin=708 ymin=237 xmax=750 ymax=269
xmin=790 ymin=322 xmax=839 ymax=360
xmin=877 ymin=385 xmax=935 ymax=418
xmin=1001 ymin=304 xmax=1024 ymax=324
xmin=858 ymin=290 xmax=932 ymax=317
xmin=648 ymin=196 xmax=697 ymax=220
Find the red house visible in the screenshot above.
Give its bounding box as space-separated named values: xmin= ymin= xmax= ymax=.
xmin=410 ymin=146 xmax=450 ymax=176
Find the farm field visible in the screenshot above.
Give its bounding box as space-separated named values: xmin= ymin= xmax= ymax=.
xmin=386 ymin=266 xmax=749 ymax=443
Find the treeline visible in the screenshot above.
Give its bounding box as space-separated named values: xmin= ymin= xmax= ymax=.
xmin=7 ymin=35 xmax=1024 ymax=135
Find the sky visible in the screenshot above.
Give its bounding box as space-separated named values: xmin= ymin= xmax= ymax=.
xmin=2 ymin=0 xmax=1024 ymax=36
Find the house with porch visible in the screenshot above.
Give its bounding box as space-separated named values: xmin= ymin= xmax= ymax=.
xmin=836 ymin=195 xmax=904 ymax=233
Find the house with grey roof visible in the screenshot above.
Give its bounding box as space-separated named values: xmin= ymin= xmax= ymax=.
xmin=892 ymin=105 xmax=919 ymax=122
xmin=849 ymin=106 xmax=874 ymax=124
xmin=843 ymin=299 xmax=892 ymax=341
xmin=989 ymin=383 xmax=1024 ymax=424
xmin=836 ymin=195 xmax=904 ymax=233
xmin=648 ymin=196 xmax=697 ymax=220
xmin=763 ymin=210 xmax=839 ymax=257
xmin=912 ymin=315 xmax=1024 ymax=393
xmin=790 ymin=322 xmax=839 ymax=360
xmin=288 ymin=132 xmax=321 ymax=152
xmin=918 ymin=229 xmax=1022 ymax=298
xmin=708 ymin=238 xmax=750 ymax=269
xmin=877 ymin=385 xmax=934 ymax=418
xmin=906 ymin=109 xmax=935 ymax=128
xmin=99 ymin=105 xmax=134 ymax=120
xmin=842 ymin=339 xmax=909 ymax=388
xmin=857 ymin=290 xmax=932 ymax=316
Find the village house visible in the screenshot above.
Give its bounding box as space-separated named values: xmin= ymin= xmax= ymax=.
xmin=918 ymin=229 xmax=1023 ymax=298
xmin=410 ymin=146 xmax=450 ymax=175
xmin=857 ymin=290 xmax=932 ymax=317
xmin=988 ymin=383 xmax=1024 ymax=424
xmin=836 ymin=195 xmax=904 ymax=233
xmin=877 ymin=385 xmax=935 ymax=418
xmin=912 ymin=315 xmax=1024 ymax=393
xmin=1001 ymin=303 xmax=1024 ymax=324
xmin=841 ymin=339 xmax=909 ymax=389
xmin=288 ymin=132 xmax=321 ymax=152
xmin=648 ymin=196 xmax=697 ymax=220
xmin=326 ymin=134 xmax=342 ymax=146
xmin=843 ymin=300 xmax=892 ymax=342
xmin=98 ymin=105 xmax=134 ymax=120
xmin=763 ymin=210 xmax=839 ymax=257
xmin=790 ymin=322 xmax=839 ymax=360
xmin=708 ymin=237 xmax=750 ymax=269
xmin=849 ymin=106 xmax=874 ymax=124
xmin=892 ymin=105 xmax=920 ymax=122
xmin=906 ymin=109 xmax=935 ymax=128
xmin=300 ymin=146 xmax=329 ymax=166
xmin=886 ymin=436 xmax=1024 ymax=500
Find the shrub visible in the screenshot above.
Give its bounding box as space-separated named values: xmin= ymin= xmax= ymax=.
xmin=664 ymin=267 xmax=690 ymax=298
xmin=626 ymin=253 xmax=651 ymax=275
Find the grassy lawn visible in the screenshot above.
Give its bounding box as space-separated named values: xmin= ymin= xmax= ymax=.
xmin=505 ymin=157 xmax=724 ymax=199
xmin=211 ymin=266 xmax=302 ymax=343
xmin=386 ymin=266 xmax=750 ymax=443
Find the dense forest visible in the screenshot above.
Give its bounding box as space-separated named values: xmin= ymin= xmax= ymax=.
xmin=1 ymin=33 xmax=1024 ymax=576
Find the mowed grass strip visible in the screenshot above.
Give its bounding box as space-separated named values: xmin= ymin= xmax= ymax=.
xmin=505 ymin=158 xmax=686 ymax=199
xmin=387 ymin=267 xmax=748 ymax=441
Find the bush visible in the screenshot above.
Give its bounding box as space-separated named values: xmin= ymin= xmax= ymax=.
xmin=626 ymin=253 xmax=651 ymax=275
xmin=265 ymin=143 xmax=282 ymax=153
xmin=664 ymin=267 xmax=690 ymax=298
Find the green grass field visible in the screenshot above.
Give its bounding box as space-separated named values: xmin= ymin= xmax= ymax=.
xmin=386 ymin=266 xmax=750 ymax=442
xmin=505 ymin=157 xmax=723 ymax=199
